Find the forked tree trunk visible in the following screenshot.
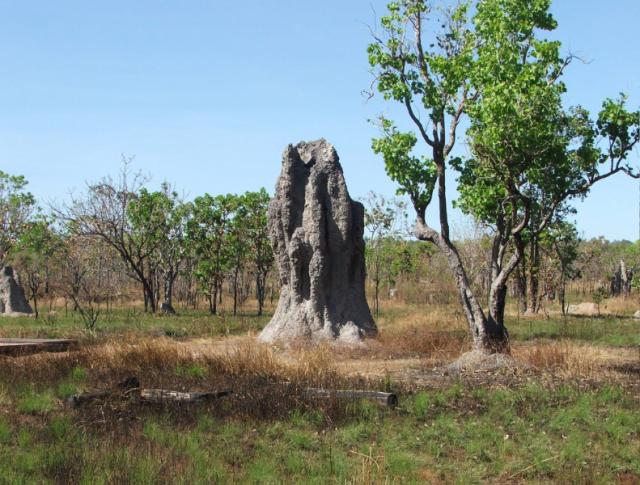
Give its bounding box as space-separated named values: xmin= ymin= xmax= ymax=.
xmin=415 ymin=219 xmax=510 ymax=353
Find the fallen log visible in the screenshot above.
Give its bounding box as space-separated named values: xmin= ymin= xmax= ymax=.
xmin=139 ymin=389 xmax=231 ymax=404
xmin=303 ymin=389 xmax=398 ymax=407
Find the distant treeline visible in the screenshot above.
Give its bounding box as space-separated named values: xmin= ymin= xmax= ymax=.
xmin=1 ymin=169 xmax=638 ymax=329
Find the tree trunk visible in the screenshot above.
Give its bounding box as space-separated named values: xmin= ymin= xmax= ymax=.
xmin=32 ymin=294 xmax=39 ymax=319
xmin=161 ymin=271 xmax=176 ymax=314
xmin=559 ymin=273 xmax=567 ymax=316
xmin=527 ymin=235 xmax=540 ymax=313
xmin=210 ymin=283 xmax=218 ymax=315
xmin=256 ymin=270 xmax=267 ymax=316
xmin=415 ymin=218 xmax=509 ymax=353
xmin=515 ymin=259 xmax=527 ymax=313
xmin=142 ymin=279 xmax=157 ymax=313
xmin=487 ymin=282 xmax=509 ymax=346
xmin=143 ymin=287 xmax=149 ymax=312
xmin=256 ymin=274 xmax=263 ymax=316
xmin=233 ymin=268 xmax=239 ymax=316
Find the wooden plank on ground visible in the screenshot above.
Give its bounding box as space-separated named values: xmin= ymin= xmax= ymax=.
xmin=0 ymin=338 xmax=78 ymax=356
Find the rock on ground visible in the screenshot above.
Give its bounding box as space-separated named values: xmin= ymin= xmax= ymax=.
xmin=259 ymin=139 xmax=376 ymax=344
xmin=566 ymin=302 xmax=602 ymax=316
xmin=0 ymin=266 xmax=33 ymax=316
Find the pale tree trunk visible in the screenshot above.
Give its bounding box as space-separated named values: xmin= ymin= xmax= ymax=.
xmin=415 ymin=218 xmax=510 ymax=353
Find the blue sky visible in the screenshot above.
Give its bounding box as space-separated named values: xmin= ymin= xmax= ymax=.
xmin=1 ymin=1 xmax=638 ymax=240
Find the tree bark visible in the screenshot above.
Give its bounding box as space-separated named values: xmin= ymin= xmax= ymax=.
xmin=161 ymin=270 xmax=176 ymax=314
xmin=209 ymin=284 xmax=218 ymax=315
xmin=515 ymin=259 xmax=527 ymax=313
xmin=415 ymin=218 xmax=509 ymax=352
xmin=232 ymin=267 xmax=239 ymax=316
xmin=32 ymin=294 xmax=39 ymax=319
xmin=527 ymin=235 xmax=540 ymax=313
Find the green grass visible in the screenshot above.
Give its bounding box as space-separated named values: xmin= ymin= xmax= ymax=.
xmin=0 ymin=383 xmax=636 ymax=482
xmin=0 ymin=307 xmax=272 ymax=340
xmin=0 ymin=303 xmax=638 ymax=482
xmin=3 ymin=302 xmax=640 ymax=348
xmin=16 ymin=388 xmax=56 ymax=415
xmin=507 ymin=314 xmax=640 ymax=347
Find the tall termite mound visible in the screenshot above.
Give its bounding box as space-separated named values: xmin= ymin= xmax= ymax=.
xmin=0 ymin=266 xmax=33 ymax=316
xmin=259 ymin=139 xmax=376 ymax=343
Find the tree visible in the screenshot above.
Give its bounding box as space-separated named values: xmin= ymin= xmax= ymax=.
xmin=59 ymin=235 xmax=118 ymax=332
xmin=514 ymin=200 xmax=575 ymax=314
xmin=227 ymin=195 xmax=249 ymax=316
xmin=0 ymin=171 xmax=36 ymax=263
xmin=56 ymin=161 xmax=163 ymax=312
xmin=364 ymin=192 xmax=407 ymax=315
xmin=242 ymin=189 xmax=274 ymax=316
xmin=543 ymin=221 xmax=580 ymax=315
xmin=128 ymin=184 xmax=191 ymax=314
xmin=369 ymin=0 xmax=640 ymax=355
xmin=188 ymin=193 xmax=235 ymax=314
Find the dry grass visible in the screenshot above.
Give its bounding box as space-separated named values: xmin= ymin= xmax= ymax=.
xmin=598 ymin=295 xmax=640 ymax=315
xmin=0 ymin=335 xmax=377 ymax=427
xmin=515 ymin=340 xmax=639 ymax=381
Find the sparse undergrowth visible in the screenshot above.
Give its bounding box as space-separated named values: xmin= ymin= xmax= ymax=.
xmin=0 ymin=378 xmax=637 ymax=483
xmin=0 ymin=301 xmax=639 ymax=483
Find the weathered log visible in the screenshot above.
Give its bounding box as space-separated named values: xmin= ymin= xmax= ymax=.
xmin=139 ymin=389 xmax=231 ymax=404
xmin=66 ymin=387 xmax=231 ymax=408
xmin=303 ymin=388 xmax=398 ymax=407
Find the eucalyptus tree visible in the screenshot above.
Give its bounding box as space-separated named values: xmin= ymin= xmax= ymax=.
xmin=242 ymin=189 xmax=273 ymax=316
xmin=369 ymin=0 xmax=639 ymax=354
xmin=128 ymin=184 xmax=191 ymax=314
xmin=364 ymin=191 xmax=407 ymax=315
xmin=227 ymin=194 xmax=249 ymax=316
xmin=188 ymin=193 xmax=235 ymax=314
xmin=0 ymin=171 xmax=36 ymax=263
